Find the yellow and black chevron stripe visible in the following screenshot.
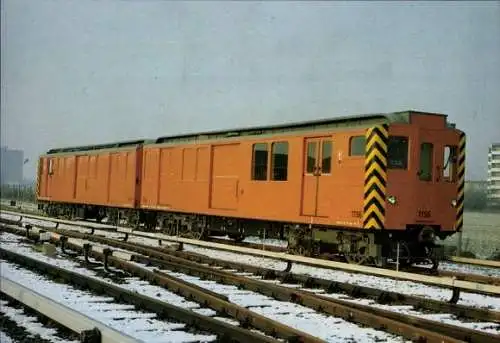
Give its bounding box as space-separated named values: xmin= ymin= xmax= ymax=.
xmin=363 ymin=124 xmax=389 ymax=229
xmin=36 ymin=158 xmax=42 ymax=198
xmin=455 ymin=132 xmax=466 ymax=231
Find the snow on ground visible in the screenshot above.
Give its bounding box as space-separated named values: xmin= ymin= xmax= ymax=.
xmin=143 ymin=249 xmax=500 ymax=335
xmin=0 ymin=300 xmax=79 ymax=343
xmin=244 ymin=235 xmax=500 ymax=278
xmin=0 ymin=331 xmax=15 ymax=343
xmin=130 ymin=261 xmax=409 ymax=343
xmin=180 ymin=244 xmax=500 ymax=311
xmin=2 ymin=213 xmax=500 ymax=306
xmin=2 ymin=219 xmax=500 ymax=337
xmin=439 ymin=261 xmax=500 ymax=278
xmin=127 ymin=235 xmax=178 ymax=248
xmin=1 ymin=260 xmax=217 ymax=343
xmin=243 ymin=235 xmax=289 ymax=248
xmin=1 ymin=231 xmax=407 ymax=343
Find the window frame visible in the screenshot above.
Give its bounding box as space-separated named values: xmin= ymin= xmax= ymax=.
xmin=305 ymin=141 xmax=318 ymax=174
xmin=349 ymin=136 xmax=366 ymax=157
xmin=442 ymin=145 xmax=458 ymax=182
xmin=251 ymin=143 xmax=269 ymax=181
xmin=387 ymin=136 xmax=409 ymax=170
xmin=271 ymin=141 xmax=289 ymax=181
xmin=321 ymin=140 xmax=332 ymax=174
xmin=419 ymin=142 xmax=434 ymax=181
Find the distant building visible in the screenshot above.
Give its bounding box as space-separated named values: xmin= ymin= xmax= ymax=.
xmin=0 ymin=146 xmax=24 ymax=185
xmin=487 ymin=143 xmax=500 ymax=207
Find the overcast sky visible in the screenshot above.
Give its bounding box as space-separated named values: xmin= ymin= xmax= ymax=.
xmin=1 ymin=0 xmax=499 ymax=180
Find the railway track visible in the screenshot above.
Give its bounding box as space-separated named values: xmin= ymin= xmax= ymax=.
xmin=2 ymin=221 xmax=500 ymax=343
xmin=0 ymin=252 xmax=288 ymax=342
xmin=0 ymin=237 xmax=303 ymax=343
xmin=204 ymin=236 xmax=500 ymax=285
xmin=0 ymin=293 xmax=80 ymax=343
xmin=3 ymin=205 xmax=500 ymax=273
xmin=2 ymin=209 xmax=500 ymax=289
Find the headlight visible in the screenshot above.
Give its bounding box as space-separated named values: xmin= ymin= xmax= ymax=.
xmin=451 ymin=199 xmax=457 ymax=207
xmin=387 ymin=195 xmax=397 ymax=205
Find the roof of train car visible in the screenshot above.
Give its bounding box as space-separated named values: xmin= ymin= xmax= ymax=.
xmin=152 ymin=110 xmax=450 ymax=144
xmin=45 ymin=139 xmax=155 ymax=154
xmin=44 ymin=110 xmax=450 ymax=154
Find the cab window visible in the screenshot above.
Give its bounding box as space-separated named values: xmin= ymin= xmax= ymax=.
xmin=443 ymin=145 xmax=457 ymax=182
xmin=350 ymin=136 xmax=366 ymax=156
xmin=419 ymin=143 xmax=433 ymax=181
xmin=388 ymin=136 xmax=408 ymax=169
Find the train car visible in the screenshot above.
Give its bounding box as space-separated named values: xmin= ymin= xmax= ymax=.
xmin=37 ymin=139 xmax=148 ymax=223
xmin=135 ymin=110 xmax=464 ymax=267
xmin=37 ymin=110 xmax=465 ymax=267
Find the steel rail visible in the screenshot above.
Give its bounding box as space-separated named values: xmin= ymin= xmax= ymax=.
xmin=0 ymin=246 xmax=287 ymax=343
xmin=147 ymin=245 xmax=500 ymax=323
xmin=3 ymin=224 xmax=492 ymax=343
xmin=3 ymin=210 xmax=500 ymax=285
xmin=0 ymin=276 xmax=139 ymax=343
xmin=449 ymin=256 xmax=500 ymax=269
xmin=3 ymin=220 xmax=499 ymax=322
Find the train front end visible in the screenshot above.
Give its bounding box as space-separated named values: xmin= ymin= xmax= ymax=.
xmin=376 ymin=111 xmax=464 ymax=266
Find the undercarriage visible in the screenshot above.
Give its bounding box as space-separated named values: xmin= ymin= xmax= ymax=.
xmin=38 ymin=201 xmax=447 ymax=270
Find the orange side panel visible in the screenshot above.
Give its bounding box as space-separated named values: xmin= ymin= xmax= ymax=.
xmin=109 ymin=153 xmax=125 ymax=206
xmin=158 ymin=148 xmax=177 ymax=207
xmin=75 ymin=155 xmax=89 ymax=203
xmin=210 ymin=144 xmax=240 ymax=211
xmin=141 ymin=145 xmax=212 ymax=211
xmin=62 ymin=156 xmax=77 ymax=202
xmin=108 ymin=150 xmax=137 ymax=207
xmin=127 ymin=151 xmax=137 ymax=205
xmin=182 ymin=148 xmax=197 ymax=181
xmin=196 ymin=147 xmax=209 ymax=181
xmin=95 ymin=154 xmax=110 ymax=204
xmin=141 ymin=148 xmax=160 ymax=206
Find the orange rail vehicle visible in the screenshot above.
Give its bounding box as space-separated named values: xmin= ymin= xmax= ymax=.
xmin=37 ymin=110 xmax=465 ymax=267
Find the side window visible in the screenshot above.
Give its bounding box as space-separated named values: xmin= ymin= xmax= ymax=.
xmin=350 ymin=136 xmax=366 ymax=156
xmin=306 ymin=141 xmax=317 ymax=173
xmin=321 ymin=140 xmax=332 ymax=173
xmin=271 ymin=142 xmax=288 ymax=181
xmin=419 ymin=143 xmax=433 ymax=181
xmin=252 ymin=143 xmax=268 ymax=180
xmin=443 ymin=145 xmax=457 ymax=182
xmin=388 ymin=136 xmax=408 ymax=169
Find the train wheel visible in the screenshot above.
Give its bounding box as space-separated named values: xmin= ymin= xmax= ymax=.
xmin=373 ymin=256 xmax=388 ymax=268
xmin=184 ymin=225 xmax=206 ymax=240
xmin=344 ymin=254 xmax=369 ymax=265
xmin=289 ymin=245 xmax=308 ymax=256
xmin=420 ymin=246 xmax=440 ymax=271
xmin=389 ymin=241 xmax=411 ymax=267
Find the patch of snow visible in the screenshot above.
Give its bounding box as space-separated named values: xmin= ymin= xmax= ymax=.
xmin=0 ymin=299 xmax=79 ymax=343
xmin=180 ymin=244 xmax=500 ymax=311
xmin=439 ymin=261 xmax=500 ymax=278
xmin=131 ymin=263 xmax=407 ymax=343
xmin=1 ymin=262 xmax=217 ymax=343
xmin=0 ymin=331 xmax=15 ymax=343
